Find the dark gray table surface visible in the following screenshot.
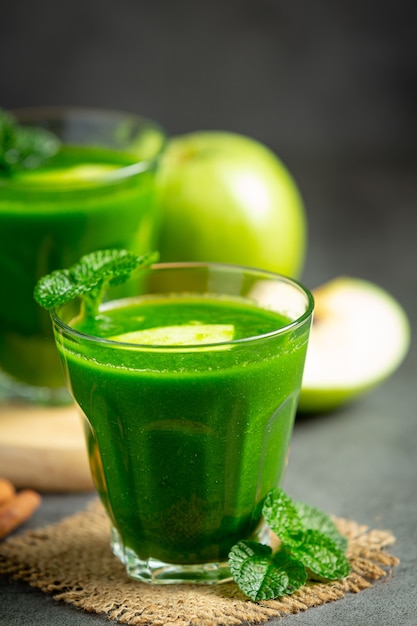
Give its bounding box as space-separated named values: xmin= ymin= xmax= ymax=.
xmin=1 ymin=157 xmax=416 ymax=625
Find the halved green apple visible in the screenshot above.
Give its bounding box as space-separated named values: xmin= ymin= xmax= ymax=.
xmin=298 ymin=277 xmax=411 ymax=412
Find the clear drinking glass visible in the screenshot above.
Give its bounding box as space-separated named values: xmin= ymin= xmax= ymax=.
xmin=0 ymin=107 xmax=166 ymax=404
xmin=51 ymin=262 xmax=314 ymax=584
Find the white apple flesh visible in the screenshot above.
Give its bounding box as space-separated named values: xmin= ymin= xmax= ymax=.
xmin=298 ymin=277 xmax=411 ymax=412
xmin=156 ymin=131 xmax=306 ymax=278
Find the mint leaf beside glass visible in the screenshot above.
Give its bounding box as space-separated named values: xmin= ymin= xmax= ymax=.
xmin=229 ymin=541 xmax=307 ymax=601
xmin=229 ymin=488 xmax=350 ymax=601
xmin=293 ymin=500 xmax=348 ymax=552
xmin=288 ymin=529 xmax=350 ymax=581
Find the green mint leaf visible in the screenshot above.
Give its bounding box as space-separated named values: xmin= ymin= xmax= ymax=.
xmin=34 ymin=249 xmax=159 ymax=312
xmin=0 ymin=108 xmax=60 ymax=173
xmin=33 ymin=269 xmax=85 ymax=310
xmin=263 ymin=489 xmax=348 ymax=552
xmin=230 ymin=489 xmax=350 ymax=599
xmin=261 ymin=488 xmax=350 ymax=580
xmin=262 ymin=488 xmax=304 ymax=545
xmin=288 ymin=529 xmax=351 ymax=580
xmin=293 ymin=500 xmax=348 ymax=552
xmin=70 ymin=249 xmax=158 ymax=288
xmin=228 ymin=541 xmax=306 ymax=601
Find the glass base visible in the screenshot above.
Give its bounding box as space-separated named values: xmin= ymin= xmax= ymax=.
xmin=111 ymin=522 xmax=270 ymax=585
xmin=0 ymin=370 xmax=71 ymax=406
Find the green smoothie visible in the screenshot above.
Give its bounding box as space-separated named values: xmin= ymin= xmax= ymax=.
xmin=54 ymin=292 xmax=311 ymax=567
xmin=0 ymin=114 xmax=165 ymax=400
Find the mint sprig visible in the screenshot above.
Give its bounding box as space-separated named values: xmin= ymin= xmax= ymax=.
xmin=0 ymin=108 xmax=60 ymax=173
xmin=263 ymin=488 xmax=350 ymax=579
xmin=34 ymin=249 xmax=159 ymax=316
xmin=229 ymin=488 xmax=350 ymax=601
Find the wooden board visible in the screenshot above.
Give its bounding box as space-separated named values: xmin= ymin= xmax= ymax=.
xmin=0 ymin=403 xmax=94 ymax=492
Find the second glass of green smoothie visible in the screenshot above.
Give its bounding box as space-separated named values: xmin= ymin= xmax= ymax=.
xmin=0 ymin=107 xmax=166 ymax=404
xmin=51 ymin=262 xmax=314 ymax=584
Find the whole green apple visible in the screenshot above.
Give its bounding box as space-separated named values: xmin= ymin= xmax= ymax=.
xmin=156 ymin=132 xmax=306 ymax=277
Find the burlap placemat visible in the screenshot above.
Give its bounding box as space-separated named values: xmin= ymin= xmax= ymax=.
xmin=0 ymin=499 xmax=399 ymax=625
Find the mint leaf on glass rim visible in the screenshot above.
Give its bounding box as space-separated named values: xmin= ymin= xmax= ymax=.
xmin=0 ymin=108 xmax=60 ymax=173
xmin=70 ymin=249 xmax=157 ymax=289
xmin=228 ymin=541 xmax=307 ymax=602
xmin=34 ymin=249 xmax=159 ymax=315
xmin=33 ymin=268 xmax=86 ymax=310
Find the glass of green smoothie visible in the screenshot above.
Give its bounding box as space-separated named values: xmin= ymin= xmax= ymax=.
xmin=50 ymin=260 xmax=314 ymax=584
xmin=0 ymin=107 xmax=166 ymax=404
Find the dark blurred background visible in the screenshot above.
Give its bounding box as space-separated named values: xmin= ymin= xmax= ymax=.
xmin=1 ymin=0 xmax=416 ymax=298
xmin=1 ymin=5 xmax=416 ymax=623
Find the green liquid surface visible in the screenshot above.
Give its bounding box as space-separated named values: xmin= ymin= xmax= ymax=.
xmin=58 ymin=295 xmax=310 ymax=565
xmin=0 ymin=146 xmax=160 ymax=390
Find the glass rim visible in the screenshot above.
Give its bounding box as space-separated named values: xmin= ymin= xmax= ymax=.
xmin=3 ymin=106 xmax=167 ymax=189
xmin=51 ymin=261 xmax=314 ymax=351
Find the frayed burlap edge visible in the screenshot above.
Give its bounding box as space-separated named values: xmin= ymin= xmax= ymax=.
xmin=0 ymin=499 xmax=399 ymax=626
